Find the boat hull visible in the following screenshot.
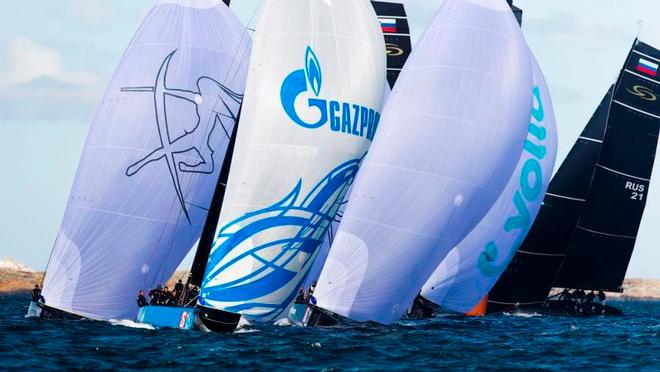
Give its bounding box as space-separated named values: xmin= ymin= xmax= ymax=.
xmin=196 ymin=305 xmax=241 ymax=333
xmin=27 ymin=302 xmax=86 ymax=320
xmin=288 ymin=303 xmax=314 ymax=326
xmin=136 ymin=306 xmax=196 ymax=330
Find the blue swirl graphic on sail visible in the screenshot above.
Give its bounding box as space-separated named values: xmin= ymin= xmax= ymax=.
xmin=200 ymin=157 xmax=364 ymax=320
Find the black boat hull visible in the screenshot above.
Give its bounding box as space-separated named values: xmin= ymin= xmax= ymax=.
xmin=405 ymin=295 xmax=440 ymax=319
xmin=196 ymin=305 xmax=242 ymax=333
xmin=488 ymin=301 xmax=624 ymax=317
xmin=29 ymin=302 xmax=87 ymax=320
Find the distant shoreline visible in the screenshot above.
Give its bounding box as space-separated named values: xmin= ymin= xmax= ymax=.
xmin=2 ymin=269 xmax=660 ymax=300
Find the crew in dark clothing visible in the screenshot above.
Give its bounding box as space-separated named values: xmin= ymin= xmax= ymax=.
xmin=295 ymin=287 xmax=305 ymax=304
xmin=31 ymin=284 xmax=45 ymax=303
xmin=148 ymin=286 xmax=160 ymax=305
xmin=163 ymin=286 xmax=175 ymax=306
xmin=304 ymin=281 xmax=317 ymax=302
xmin=586 ymin=291 xmax=596 ymax=304
xmin=174 ymin=279 xmax=184 ymax=301
xmin=598 ymin=290 xmax=607 ymax=304
xmin=137 ymin=290 xmax=149 ymax=308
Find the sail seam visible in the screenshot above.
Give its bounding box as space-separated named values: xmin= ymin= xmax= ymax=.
xmin=624 ymin=69 xmax=660 ymax=84
xmin=612 ymin=100 xmax=660 ymax=119
xmin=596 ymin=163 xmax=651 ymax=182
xmin=545 ymin=193 xmax=586 ymax=202
xmin=577 ymin=226 xmax=637 ymax=239
xmin=633 ymin=50 xmax=660 ymax=64
xmin=487 ymin=300 xmax=545 ymax=305
xmin=516 ymin=250 xmax=566 ymax=257
xmin=578 ymin=136 xmax=603 ymax=144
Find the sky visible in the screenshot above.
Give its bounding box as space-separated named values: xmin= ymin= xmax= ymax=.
xmin=0 ymin=0 xmax=659 ymax=279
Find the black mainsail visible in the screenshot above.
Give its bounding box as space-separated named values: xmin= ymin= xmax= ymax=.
xmin=371 ymin=1 xmax=412 ymax=88
xmin=555 ymin=41 xmax=660 ymax=291
xmin=488 ymin=40 xmax=660 ymax=311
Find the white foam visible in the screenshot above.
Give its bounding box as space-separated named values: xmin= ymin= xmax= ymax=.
xmin=109 ymin=319 xmax=155 ymax=330
xmin=274 ymin=318 xmax=292 ymax=327
xmin=503 ymin=311 xmax=543 ymax=318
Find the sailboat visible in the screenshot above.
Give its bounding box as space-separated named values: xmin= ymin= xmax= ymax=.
xmin=195 ymin=0 xmax=387 ymax=332
xmin=305 ymin=0 xmax=535 ymax=326
xmin=29 ymin=0 xmax=251 ymax=322
xmin=288 ymin=0 xmax=412 ymax=326
xmin=488 ymin=39 xmax=660 ymax=316
xmin=415 ymin=53 xmax=558 ymax=316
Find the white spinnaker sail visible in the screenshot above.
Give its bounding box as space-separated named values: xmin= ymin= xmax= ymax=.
xmin=304 ymin=82 xmax=392 ymax=289
xmin=41 ymin=0 xmax=250 ymax=320
xmin=199 ymin=0 xmax=386 ymax=322
xmin=421 ymin=54 xmax=558 ymax=313
xmin=313 ymin=0 xmax=533 ymax=325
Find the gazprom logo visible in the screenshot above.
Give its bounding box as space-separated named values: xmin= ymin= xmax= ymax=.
xmin=280 ymin=47 xmax=380 ymax=141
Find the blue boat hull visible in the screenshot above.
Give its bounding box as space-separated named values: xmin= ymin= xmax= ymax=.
xmin=288 ymin=303 xmax=312 ymax=326
xmin=136 ymin=306 xmax=196 ymax=330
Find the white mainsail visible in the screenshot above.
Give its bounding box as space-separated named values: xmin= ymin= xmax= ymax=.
xmin=41 ymin=0 xmax=250 ymax=320
xmin=199 ymin=0 xmax=386 ymax=322
xmin=313 ymin=0 xmax=534 ymax=325
xmin=421 ymin=54 xmax=558 ymax=313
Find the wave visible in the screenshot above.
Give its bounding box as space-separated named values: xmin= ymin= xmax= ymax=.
xmin=109 ymin=319 xmax=155 ymax=330
xmin=503 ymin=311 xmax=543 ymax=318
xmin=274 ymin=318 xmax=292 ymax=327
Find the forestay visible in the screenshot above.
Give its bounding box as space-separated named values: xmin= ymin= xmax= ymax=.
xmin=199 ymin=0 xmax=386 ymax=322
xmin=421 ymin=54 xmax=558 ymax=313
xmin=42 ymin=0 xmax=251 ymax=320
xmin=313 ymin=0 xmax=533 ymax=325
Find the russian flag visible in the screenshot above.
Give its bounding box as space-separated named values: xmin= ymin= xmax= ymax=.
xmin=636 ymin=57 xmax=658 ymax=77
xmin=379 ymin=18 xmax=397 ymax=33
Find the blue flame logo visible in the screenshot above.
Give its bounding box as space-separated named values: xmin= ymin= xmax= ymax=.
xmin=280 ymin=46 xmax=382 ymax=141
xmin=305 ymin=47 xmax=322 ymax=97
xmin=200 ymin=156 xmax=364 ymax=321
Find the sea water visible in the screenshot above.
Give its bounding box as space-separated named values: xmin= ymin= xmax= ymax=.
xmin=1 ymin=293 xmax=658 ymax=370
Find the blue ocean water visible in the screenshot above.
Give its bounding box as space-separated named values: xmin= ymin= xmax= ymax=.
xmin=1 ymin=293 xmax=658 ymax=370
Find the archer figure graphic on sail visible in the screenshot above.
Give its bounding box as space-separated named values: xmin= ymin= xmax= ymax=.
xmin=122 ymin=50 xmax=243 ymax=222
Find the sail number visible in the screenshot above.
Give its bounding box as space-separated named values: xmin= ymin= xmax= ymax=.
xmin=625 ymin=181 xmax=645 ymax=201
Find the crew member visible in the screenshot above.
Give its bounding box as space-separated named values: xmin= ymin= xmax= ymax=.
xmin=174 ymin=279 xmax=184 ymax=301
xmin=304 ymin=281 xmax=317 ymax=302
xmin=597 ymin=290 xmax=607 ymax=304
xmin=31 ymin=284 xmax=45 ymax=303
xmin=137 ymin=290 xmax=149 ymax=308
xmin=295 ymin=287 xmax=305 ymax=304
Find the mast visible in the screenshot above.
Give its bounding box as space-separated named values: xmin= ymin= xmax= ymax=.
xmin=189 ymin=109 xmax=241 ymax=288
